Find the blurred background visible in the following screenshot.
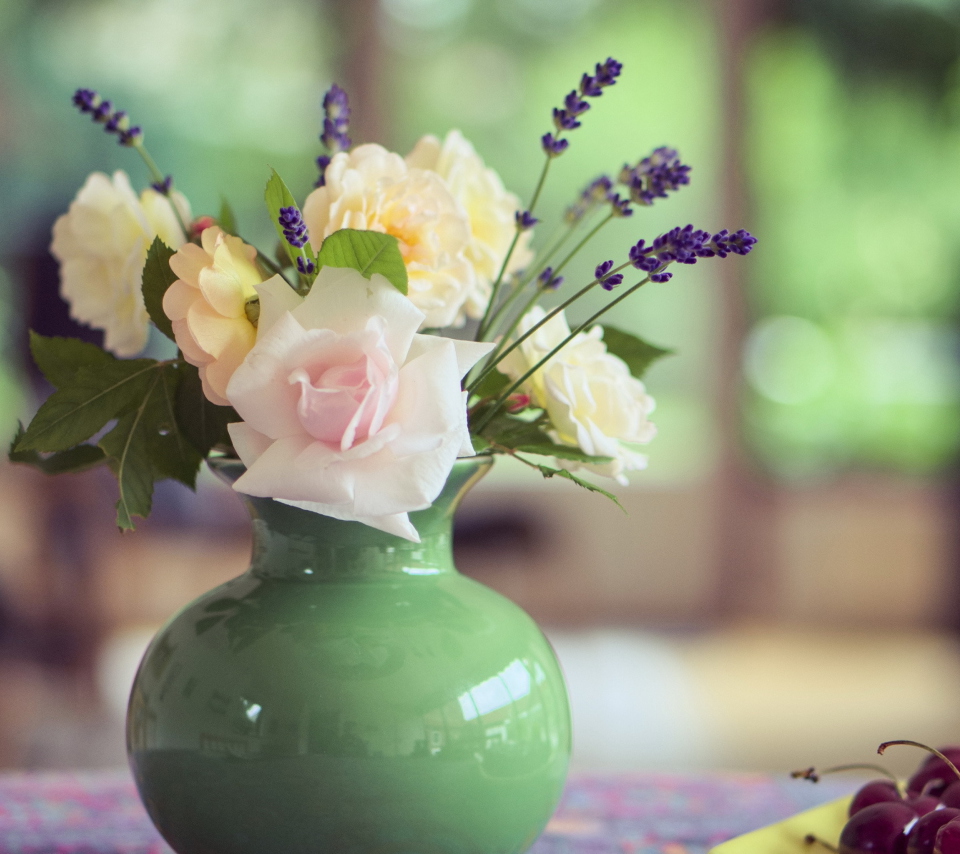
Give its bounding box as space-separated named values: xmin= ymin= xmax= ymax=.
xmin=0 ymin=0 xmax=959 ymax=778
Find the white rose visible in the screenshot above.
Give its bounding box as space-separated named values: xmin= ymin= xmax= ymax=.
xmin=498 ymin=307 xmax=656 ymax=484
xmin=406 ymin=130 xmax=533 ymax=320
xmin=225 ymin=266 xmax=493 ymax=541
xmin=302 ymin=144 xmax=478 ymax=329
xmin=50 ymin=171 xmax=190 ymax=357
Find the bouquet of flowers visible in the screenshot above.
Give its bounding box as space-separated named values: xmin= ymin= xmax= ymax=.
xmin=9 ymin=58 xmax=755 ymax=542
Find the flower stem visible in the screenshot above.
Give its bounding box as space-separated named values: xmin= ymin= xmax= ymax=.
xmin=476 ymin=154 xmax=554 ymax=341
xmin=132 ymin=141 xmax=191 ymax=239
xmin=471 ymin=270 xmax=658 ymax=434
xmin=468 ymin=258 xmax=633 ymax=394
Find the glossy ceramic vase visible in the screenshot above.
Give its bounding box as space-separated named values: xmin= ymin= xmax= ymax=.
xmin=126 ymin=456 xmax=572 ymax=854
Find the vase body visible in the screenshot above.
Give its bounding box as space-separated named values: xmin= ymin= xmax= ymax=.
xmin=126 ymin=457 xmax=571 ymax=854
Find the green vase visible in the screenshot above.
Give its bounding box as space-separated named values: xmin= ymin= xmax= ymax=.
xmin=126 ymin=456 xmax=571 ymax=854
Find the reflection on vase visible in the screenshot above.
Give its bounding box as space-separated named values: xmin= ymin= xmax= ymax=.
xmin=127 ymin=457 xmax=571 ymax=854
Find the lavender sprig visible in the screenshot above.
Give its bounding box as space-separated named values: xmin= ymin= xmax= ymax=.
xmin=595 ymin=260 xmax=624 ymax=291
xmin=73 ymin=88 xmax=142 ymax=146
xmin=621 ymin=147 xmax=691 ymax=207
xmin=565 ymin=176 xmax=613 ymax=224
xmin=316 ymin=84 xmax=352 ymax=187
xmin=279 ymin=207 xmax=309 ymax=248
xmin=541 ymin=57 xmax=622 ymax=158
xmin=538 ymin=267 xmax=564 ymax=290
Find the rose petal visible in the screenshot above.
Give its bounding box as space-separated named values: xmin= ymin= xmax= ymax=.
xmin=228 ymin=421 xmax=273 ymax=465
xmin=255 ymin=276 xmax=303 ymax=337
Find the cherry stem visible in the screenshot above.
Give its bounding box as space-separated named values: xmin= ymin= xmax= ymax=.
xmin=878 ymin=740 xmax=960 ymax=784
xmin=804 ymin=834 xmax=839 ymax=852
xmin=792 ymin=763 xmax=900 ymax=786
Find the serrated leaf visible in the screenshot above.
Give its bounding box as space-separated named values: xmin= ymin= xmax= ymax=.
xmin=471 ymin=367 xmax=510 ymax=400
xmin=536 ymin=464 xmax=624 ymax=511
xmin=15 ymin=359 xmax=160 ymax=453
xmin=9 ymin=423 xmax=106 ymax=474
xmin=147 ymin=363 xmax=202 ymax=489
xmin=99 ymin=370 xmax=165 ymax=530
xmin=141 ymin=238 xmax=178 ymax=342
xmin=264 ymin=169 xmax=315 ymax=269
xmin=174 ymin=362 xmax=237 ymax=457
xmin=516 ymin=443 xmax=614 ymax=464
xmin=601 ymin=325 xmax=673 ymax=379
xmin=29 ymin=331 xmax=113 ymax=388
xmin=315 ymin=229 xmax=408 ymax=295
xmin=219 ymin=197 xmax=237 ymax=235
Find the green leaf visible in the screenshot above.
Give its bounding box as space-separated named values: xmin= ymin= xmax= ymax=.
xmin=219 ymin=197 xmax=238 ymax=234
xmin=515 ymin=443 xmax=614 ymax=464
xmin=9 ymin=424 xmax=106 ymax=474
xmin=141 ymin=238 xmax=179 ymax=342
xmin=174 ymin=362 xmax=237 ymax=457
xmin=146 ymin=363 xmax=203 ymax=490
xmin=29 ymin=331 xmax=113 ymax=388
xmin=536 ymin=464 xmax=625 ymax=511
xmin=99 ymin=370 xmax=166 ymax=530
xmin=477 ymin=412 xmax=550 ymax=449
xmin=601 ymin=325 xmax=673 ymax=379
xmin=315 ymin=229 xmax=408 ymax=295
xmin=471 ymin=367 xmax=510 ymax=400
xmin=15 ymin=359 xmax=160 ymax=453
xmin=264 ymin=169 xmax=314 ymax=268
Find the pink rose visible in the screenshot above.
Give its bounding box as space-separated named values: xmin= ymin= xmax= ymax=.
xmin=225 ymin=267 xmax=492 ymax=541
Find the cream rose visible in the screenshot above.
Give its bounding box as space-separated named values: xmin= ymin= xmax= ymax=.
xmin=302 ymin=143 xmax=478 ymax=329
xmin=225 ymin=266 xmax=493 ymax=541
xmin=497 ymin=307 xmax=656 ymax=483
xmin=163 ymin=226 xmax=266 ymax=406
xmin=406 ymin=130 xmax=533 ymax=319
xmin=50 ymin=170 xmax=190 ymax=357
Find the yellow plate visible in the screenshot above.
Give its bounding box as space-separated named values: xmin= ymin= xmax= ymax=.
xmin=708 ymin=795 xmax=851 ymax=853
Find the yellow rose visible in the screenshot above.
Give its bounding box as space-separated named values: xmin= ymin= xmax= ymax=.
xmin=406 ymin=130 xmax=533 ymax=319
xmin=303 ymin=143 xmax=477 ymax=329
xmin=497 ymin=307 xmax=656 ymax=483
xmin=50 ymin=171 xmax=190 ymax=356
xmin=162 ymin=226 xmax=267 ymax=406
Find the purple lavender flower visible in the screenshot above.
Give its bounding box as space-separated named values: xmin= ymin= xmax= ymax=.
xmin=515 ymin=210 xmax=538 ymax=230
xmin=594 ymin=58 xmax=623 ymax=86
xmin=622 ymin=147 xmax=692 ymax=206
xmin=629 ymin=224 xmax=757 ymax=278
xmin=542 ymin=58 xmax=622 ymax=158
xmin=595 ymin=260 xmax=624 ymax=291
xmin=317 ymin=83 xmax=352 ymax=185
xmin=608 ymin=193 xmax=633 ymax=217
xmin=315 ymin=154 xmax=332 ymax=188
xmin=650 ymin=272 xmax=673 ymax=283
xmin=151 ymin=175 xmax=173 ymax=195
xmin=563 ymin=90 xmax=590 ymax=116
xmin=552 ymin=107 xmax=582 ymax=131
xmin=279 ymin=206 xmax=309 ymax=248
xmin=565 ymin=175 xmax=613 ymax=223
xmin=538 ymin=267 xmax=564 ymax=290
xmin=72 ymin=88 xmax=144 ymax=147
xmin=296 ymin=257 xmax=316 ymax=275
xmin=542 ymin=133 xmax=569 ymax=157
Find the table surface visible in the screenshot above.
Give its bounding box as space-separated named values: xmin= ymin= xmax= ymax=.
xmin=0 ymin=769 xmax=854 ymax=853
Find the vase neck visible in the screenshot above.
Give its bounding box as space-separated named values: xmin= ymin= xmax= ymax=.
xmin=210 ymin=457 xmax=491 ymax=581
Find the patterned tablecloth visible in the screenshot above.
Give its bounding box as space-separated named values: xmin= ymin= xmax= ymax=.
xmin=0 ymin=770 xmax=854 ymax=853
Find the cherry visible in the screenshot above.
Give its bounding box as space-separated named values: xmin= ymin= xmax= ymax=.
xmin=838 ymin=802 xmax=918 ymax=854
xmin=907 ymin=748 xmax=960 ymax=797
xmin=907 ymin=808 xmax=960 ymax=854
xmin=941 ymin=784 xmax=960 ymax=810
xmin=907 ymin=796 xmax=942 ymax=818
xmin=935 ymin=818 xmax=960 ymax=854
xmin=850 ymin=780 xmax=904 ymax=817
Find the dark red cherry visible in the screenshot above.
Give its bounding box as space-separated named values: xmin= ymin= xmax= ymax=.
xmin=908 ymin=808 xmax=959 ymax=854
xmin=908 ymin=748 xmax=960 ymax=797
xmin=935 ymin=818 xmax=960 ymax=854
xmin=839 ymin=802 xmax=918 ymax=854
xmin=941 ymin=783 xmax=960 ymax=810
xmin=907 ymin=796 xmax=942 ymax=817
xmin=850 ymin=780 xmax=904 ymax=817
